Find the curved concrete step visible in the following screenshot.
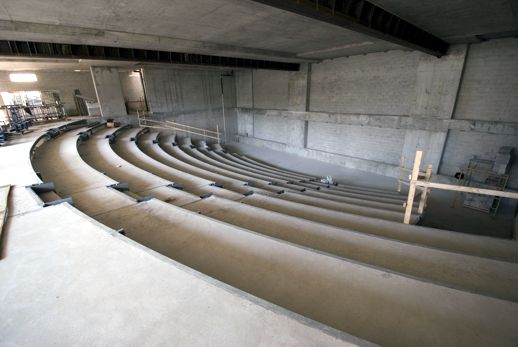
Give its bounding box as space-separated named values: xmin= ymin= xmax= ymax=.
xmin=146 ymin=133 xmax=518 ymax=263
xmin=219 ymin=149 xmax=407 ymax=200
xmin=233 ymin=152 xmax=405 ymax=197
xmin=212 ymin=148 xmax=408 ymax=204
xmin=184 ymin=144 xmax=417 ymax=214
xmin=212 ymin=141 xmax=317 ymax=180
xmin=166 ymin=140 xmax=418 ymax=223
xmin=244 ymin=192 xmax=518 ymax=263
xmin=30 ymin=125 xmax=518 ymax=346
xmin=109 ymin=129 xmax=244 ymax=201
xmin=195 ymin=145 xmax=416 ymax=211
xmin=120 ymin=131 xmax=518 ymax=301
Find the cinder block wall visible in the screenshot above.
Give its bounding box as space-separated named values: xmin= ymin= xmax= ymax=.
xmin=234 ymin=38 xmax=518 ymax=188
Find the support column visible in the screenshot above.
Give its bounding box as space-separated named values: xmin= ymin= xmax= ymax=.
xmin=402 ymin=44 xmax=468 ymax=173
xmin=90 ymin=66 xmax=127 ymax=121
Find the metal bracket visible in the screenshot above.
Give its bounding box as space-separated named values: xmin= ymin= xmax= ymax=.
xmin=108 ymin=183 xmax=130 ymax=191
xmin=137 ymin=195 xmax=154 ymax=203
xmin=43 ymin=197 xmax=74 ymax=207
xmin=167 ymin=183 xmax=184 ymax=190
xmin=78 ymin=131 xmax=90 ymax=141
xmin=200 ymin=192 xmax=213 ymax=199
xmin=29 ymin=182 xmax=55 ymax=194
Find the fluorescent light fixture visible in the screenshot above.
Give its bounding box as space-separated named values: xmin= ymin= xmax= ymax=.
xmin=74 ymin=69 xmax=81 ymax=72
xmin=9 ymin=73 xmax=37 ymax=83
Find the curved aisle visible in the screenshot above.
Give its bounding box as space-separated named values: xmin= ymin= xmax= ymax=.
xmin=116 ymin=129 xmax=518 ymax=301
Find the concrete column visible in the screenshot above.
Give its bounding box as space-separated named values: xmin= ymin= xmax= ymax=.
xmin=288 ymin=63 xmax=310 ymax=112
xmin=402 ymin=45 xmax=468 ymax=173
xmin=90 ymin=66 xmax=127 ymax=120
xmin=235 ymin=70 xmax=253 ymax=108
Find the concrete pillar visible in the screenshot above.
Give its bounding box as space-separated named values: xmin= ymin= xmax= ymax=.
xmin=235 ymin=70 xmax=254 ymax=109
xmin=402 ymin=44 xmax=468 ymax=173
xmin=288 ymin=63 xmax=310 ymax=112
xmin=90 ymin=66 xmax=127 ymax=120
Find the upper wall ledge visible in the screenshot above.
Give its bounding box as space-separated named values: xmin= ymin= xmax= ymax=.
xmin=236 ymin=108 xmax=518 ymax=135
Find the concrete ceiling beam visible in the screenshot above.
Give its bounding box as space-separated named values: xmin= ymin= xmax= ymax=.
xmin=0 ymin=20 xmax=316 ymax=64
xmin=249 ymin=0 xmax=450 ymax=57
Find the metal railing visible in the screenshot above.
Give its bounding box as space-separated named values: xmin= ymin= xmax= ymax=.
xmin=137 ymin=112 xmax=221 ymax=143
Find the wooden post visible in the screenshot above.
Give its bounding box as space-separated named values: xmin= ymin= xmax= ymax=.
xmin=404 ymin=150 xmax=422 ymax=224
xmin=418 ymin=164 xmax=433 ymax=214
xmin=397 ymin=156 xmax=405 ymax=193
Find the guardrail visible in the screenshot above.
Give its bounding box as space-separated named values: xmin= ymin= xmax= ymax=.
xmin=137 ymin=113 xmax=221 ymax=143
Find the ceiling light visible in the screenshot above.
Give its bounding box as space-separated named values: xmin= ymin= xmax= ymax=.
xmin=74 ymin=69 xmax=81 ymax=72
xmin=9 ymin=73 xmax=37 ymax=83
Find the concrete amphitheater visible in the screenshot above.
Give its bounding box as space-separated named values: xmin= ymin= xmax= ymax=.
xmin=1 ymin=1 xmax=518 ymax=346
xmin=1 ymin=118 xmax=517 ymax=346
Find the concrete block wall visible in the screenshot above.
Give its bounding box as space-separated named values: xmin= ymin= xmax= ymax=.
xmin=310 ymin=51 xmax=420 ymax=116
xmin=234 ymin=38 xmax=518 ymax=188
xmin=0 ymin=70 xmax=96 ymax=115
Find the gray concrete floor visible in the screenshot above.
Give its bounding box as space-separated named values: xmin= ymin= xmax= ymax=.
xmin=227 ymin=142 xmax=517 ymax=239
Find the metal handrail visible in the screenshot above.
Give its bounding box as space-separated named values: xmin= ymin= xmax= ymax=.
xmin=138 ymin=114 xmax=221 ymax=143
xmin=165 ymin=120 xmax=219 ymax=135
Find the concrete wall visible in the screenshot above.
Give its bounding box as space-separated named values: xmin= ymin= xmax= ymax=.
xmin=119 ymin=71 xmax=145 ymax=103
xmin=143 ymin=67 xmax=237 ymax=142
xmin=91 ymin=66 xmax=127 ymax=120
xmin=0 ymin=70 xmax=96 ymax=115
xmin=234 ymin=38 xmax=518 ymax=188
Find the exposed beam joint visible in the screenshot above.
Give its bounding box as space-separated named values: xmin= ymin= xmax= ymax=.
xmin=250 ymin=0 xmax=449 ymax=57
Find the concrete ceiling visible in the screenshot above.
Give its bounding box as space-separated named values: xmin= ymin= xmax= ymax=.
xmin=0 ymin=0 xmax=516 ymax=68
xmin=371 ymin=0 xmax=518 ymax=43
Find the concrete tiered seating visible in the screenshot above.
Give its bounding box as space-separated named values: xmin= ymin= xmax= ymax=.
xmin=26 ymin=122 xmax=518 ymax=346
xmin=3 ymin=123 xmax=357 ymax=346
xmin=100 ymin=128 xmax=518 ymax=303
xmin=144 ymin=131 xmax=518 ymax=261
